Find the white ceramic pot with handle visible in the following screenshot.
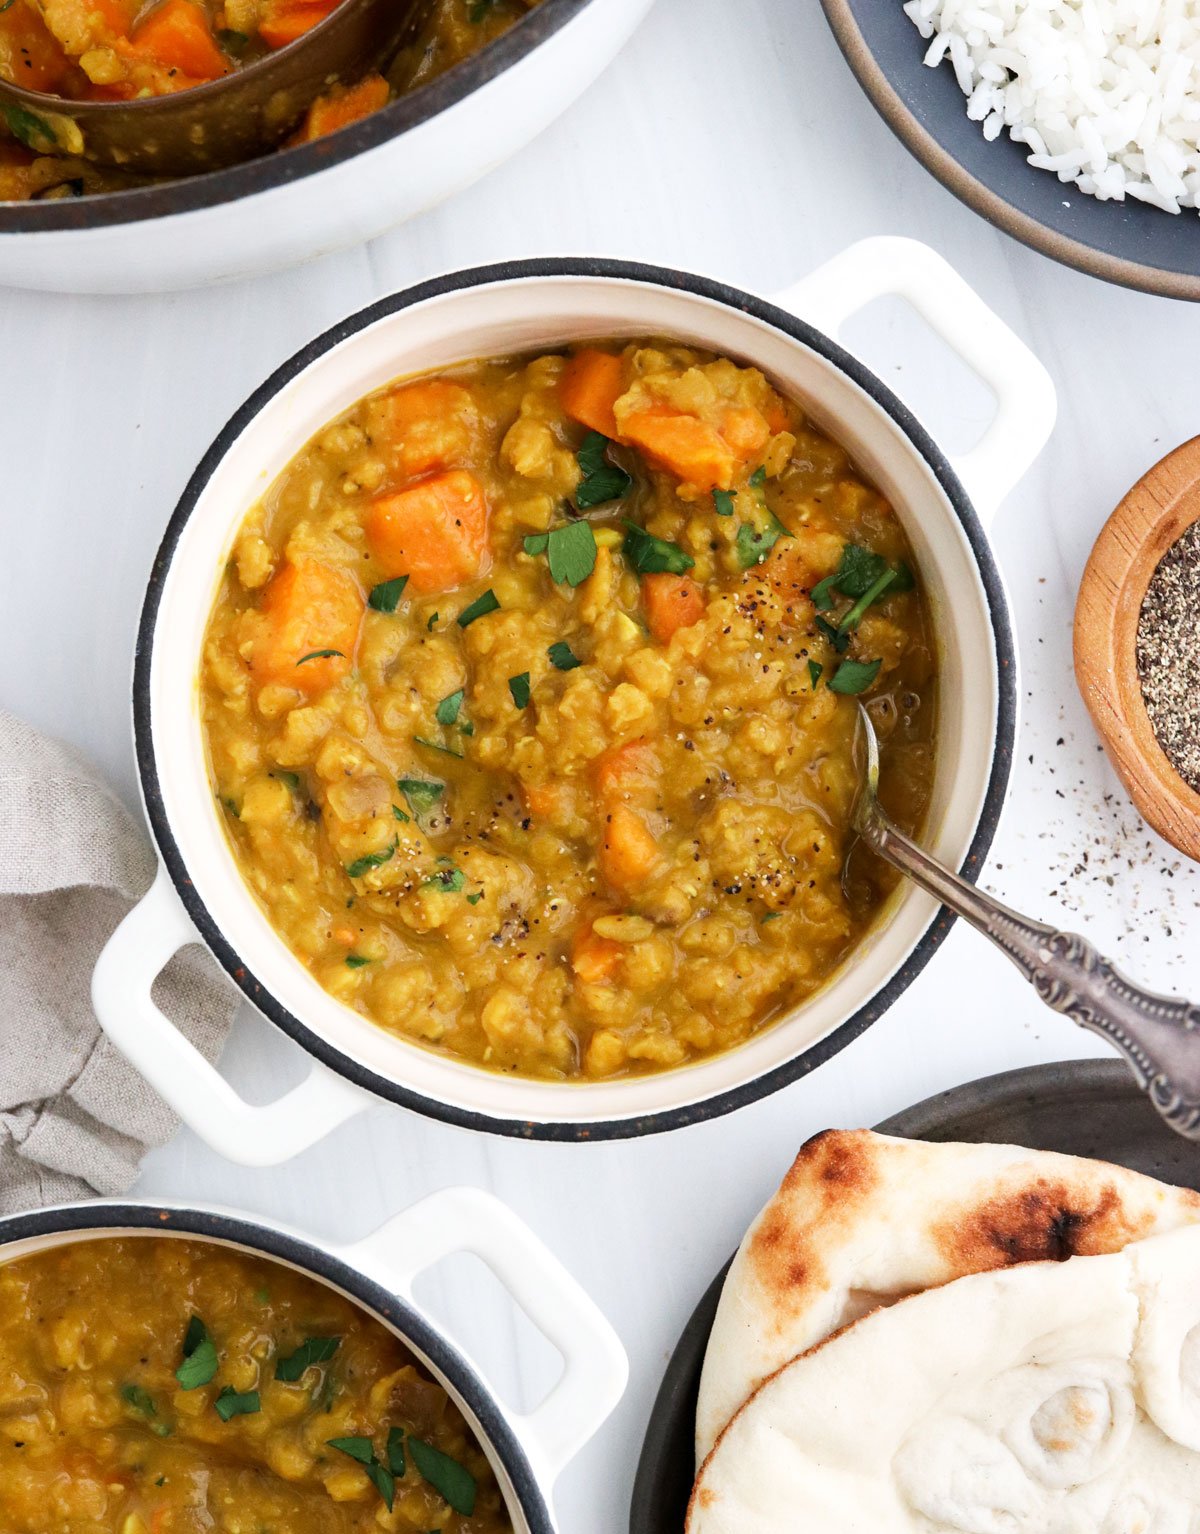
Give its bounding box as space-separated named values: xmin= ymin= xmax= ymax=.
xmin=0 ymin=0 xmax=656 ymax=295
xmin=0 ymin=1188 xmax=627 ymax=1530
xmin=93 ymin=237 xmax=1056 ymax=1159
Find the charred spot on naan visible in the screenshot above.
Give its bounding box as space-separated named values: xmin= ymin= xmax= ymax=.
xmin=932 ymin=1176 xmax=1198 ymax=1268
xmin=748 ymin=1130 xmax=881 ymax=1322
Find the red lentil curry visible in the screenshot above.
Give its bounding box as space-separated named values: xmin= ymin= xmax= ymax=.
xmin=200 ymin=339 xmax=937 ymax=1082
xmin=0 ymin=0 xmax=539 ymax=200
xmin=0 ymin=1236 xmax=512 ymax=1533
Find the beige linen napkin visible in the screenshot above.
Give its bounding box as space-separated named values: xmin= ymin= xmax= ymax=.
xmin=0 ymin=710 xmax=237 ymax=1212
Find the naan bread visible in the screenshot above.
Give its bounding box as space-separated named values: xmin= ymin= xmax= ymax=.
xmin=696 ymin=1130 xmax=1200 ymax=1462
xmin=688 ymin=1225 xmax=1200 ymax=1533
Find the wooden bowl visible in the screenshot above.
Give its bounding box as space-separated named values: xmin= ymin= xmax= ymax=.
xmin=0 ymin=0 xmax=425 ymax=177
xmin=1074 ymin=436 xmax=1200 ymax=861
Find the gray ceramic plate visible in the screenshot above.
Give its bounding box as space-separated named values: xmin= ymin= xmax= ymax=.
xmin=630 ymin=1059 xmax=1200 ymax=1532
xmin=821 ymin=0 xmax=1200 ymax=301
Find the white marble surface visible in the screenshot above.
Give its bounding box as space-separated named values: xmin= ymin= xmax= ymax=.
xmin=4 ymin=0 xmax=1200 ymax=1528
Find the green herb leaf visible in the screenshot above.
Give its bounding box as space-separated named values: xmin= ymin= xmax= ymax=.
xmin=328 ymin=1435 xmax=375 ymax=1464
xmin=176 ymin=1319 xmax=217 ymax=1391
xmin=345 ymin=840 xmax=397 ymax=879
xmin=735 ymin=512 xmax=790 ymax=568
xmin=398 ymin=779 xmax=443 ymax=814
xmin=808 ymin=574 xmax=838 ymax=611
xmin=214 ymin=1387 xmax=260 ymax=1421
xmin=712 ymin=489 xmax=735 ymax=517
xmin=121 ymin=1384 xmax=158 ymax=1419
xmin=547 ymin=641 xmax=581 ymax=671
xmin=508 ymin=672 xmax=531 ymax=710
xmin=762 ymin=911 xmax=782 ymax=923
xmin=622 ymin=521 xmax=694 ymax=576
xmin=457 ymin=590 xmax=499 ymax=628
xmin=422 ymin=859 xmax=466 ymax=894
xmin=275 ymin=1336 xmax=341 ymax=1382
xmin=807 ymin=660 xmax=823 ymax=688
xmin=413 ymin=735 xmax=464 ymax=760
xmin=296 ymin=648 xmax=344 ymax=665
xmin=368 ymin=575 xmax=409 ymax=613
xmin=216 ymin=26 xmax=249 ymax=51
xmin=366 ymin=1461 xmax=396 ymax=1511
xmin=832 ymin=544 xmax=888 ymax=598
xmin=427 ymin=612 xmax=439 ymax=631
xmin=387 ymin=1426 xmax=407 ymax=1477
xmin=548 ymin=520 xmax=597 ymax=586
xmin=828 ymin=658 xmax=883 ymax=695
xmin=837 ymin=566 xmax=900 ymax=634
xmin=0 ymin=2 xmax=17 ymax=13
xmin=468 ymin=0 xmax=495 ymax=19
xmin=274 ymin=770 xmax=301 ymax=791
xmin=345 ymin=955 xmax=371 ymax=969
xmin=749 ymin=465 xmax=767 ymax=488
xmin=523 ymin=533 xmax=549 ymax=556
xmin=815 ymin=615 xmax=851 ymax=654
xmin=575 ymin=432 xmax=632 ymax=510
xmin=409 ymin=1437 xmax=477 ymax=1515
xmin=3 ymin=105 xmax=55 ymax=150
xmin=466 ymin=891 xmax=484 ymax=905
xmin=435 ymin=689 xmax=465 ymax=726
xmin=392 ymin=804 xmax=411 ymax=823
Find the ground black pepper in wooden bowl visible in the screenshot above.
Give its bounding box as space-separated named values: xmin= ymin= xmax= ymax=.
xmin=1138 ymin=519 xmax=1200 ymax=793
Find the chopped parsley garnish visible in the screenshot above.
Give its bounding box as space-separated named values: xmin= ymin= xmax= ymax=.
xmin=216 ymin=26 xmax=248 ymax=52
xmin=574 ymin=431 xmax=632 ymax=509
xmin=275 ymin=1336 xmax=341 ymax=1382
xmin=712 ymin=488 xmax=735 ymax=517
xmin=762 ymin=911 xmax=782 ymax=923
xmin=736 ymin=510 xmax=792 ymax=568
xmin=622 ymin=521 xmax=694 ymax=576
xmin=296 ymin=648 xmax=344 ymax=665
xmin=398 ymin=778 xmax=443 ymax=814
xmin=393 ymin=805 xmax=410 ymax=823
xmin=121 ymin=1384 xmax=159 ymax=1419
xmin=3 ymin=105 xmax=54 ymax=151
xmin=427 ymin=612 xmax=439 ymax=631
xmin=526 ymin=520 xmax=598 ymax=586
xmin=345 ymin=955 xmax=371 ymax=968
xmin=387 ymin=1426 xmax=407 ymax=1476
xmin=414 ymin=735 xmax=464 ymax=760
xmin=749 ymin=465 xmax=767 ymax=487
xmin=466 ymin=891 xmax=484 ymax=905
xmin=368 ymin=575 xmax=409 ymax=613
xmin=274 ymin=770 xmax=301 ymax=791
xmin=547 ymin=641 xmax=581 ymax=671
xmin=807 ymin=660 xmax=823 ymax=688
xmin=815 ymin=616 xmax=851 ymax=654
xmin=457 ymin=589 xmax=500 ymax=627
xmin=828 ymin=658 xmax=883 ymax=695
xmin=409 ymin=1436 xmax=477 ymax=1515
xmin=214 ymin=1387 xmax=260 ymax=1421
xmin=345 ymin=840 xmax=397 ymax=879
xmin=422 ymin=859 xmax=466 ymax=894
xmin=509 ymin=672 xmax=531 ymax=709
xmin=837 ymin=565 xmax=911 ymax=634
xmin=435 ymin=689 xmax=465 ymax=726
xmin=175 ymin=1317 xmax=218 ymax=1391
xmin=327 ymin=1437 xmax=395 ymax=1511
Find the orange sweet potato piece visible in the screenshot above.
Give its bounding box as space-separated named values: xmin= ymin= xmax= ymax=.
xmin=559 ymin=350 xmax=624 ymax=438
xmin=128 ymin=0 xmax=228 ymax=80
xmin=593 ymin=739 xmax=658 ymax=803
xmin=250 ymin=557 xmax=363 ymax=695
xmin=621 ymin=407 xmax=737 ymax=491
xmin=257 ymin=0 xmax=338 ymax=49
xmin=378 ymin=379 xmax=476 ymax=479
xmin=366 ymin=470 xmax=490 ymax=595
xmin=599 ymin=805 xmax=660 ymax=893
xmin=0 ymin=2 xmax=75 ymax=93
xmin=571 ymin=924 xmax=623 ymax=985
xmin=296 ymin=72 xmax=388 ymax=140
xmin=642 ymin=573 xmax=705 ymax=645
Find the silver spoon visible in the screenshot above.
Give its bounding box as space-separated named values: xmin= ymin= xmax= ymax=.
xmin=853 ymin=703 xmax=1200 ymax=1140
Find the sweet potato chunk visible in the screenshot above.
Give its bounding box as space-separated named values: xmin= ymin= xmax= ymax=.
xmin=366 ymin=470 xmax=490 ymax=594
xmin=257 ymin=0 xmax=338 ymax=49
xmin=642 ymin=573 xmax=705 ymax=644
xmin=599 ymin=805 xmax=660 ymax=893
xmin=559 ymin=350 xmax=624 ymax=438
xmin=621 ymin=407 xmax=737 ymax=491
xmin=374 ymin=380 xmax=477 ymax=480
xmin=296 ymin=72 xmax=388 ymax=141
xmin=127 ymin=0 xmax=228 ymax=81
xmin=249 ymin=557 xmax=363 ymax=695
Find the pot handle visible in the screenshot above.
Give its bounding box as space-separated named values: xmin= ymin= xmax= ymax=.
xmin=91 ymin=863 xmax=372 ymax=1166
xmin=771 ymin=236 xmax=1056 ymax=525
xmin=344 ymin=1187 xmax=628 ymax=1491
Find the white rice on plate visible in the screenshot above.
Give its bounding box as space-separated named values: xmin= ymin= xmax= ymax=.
xmin=903 ymin=0 xmax=1200 ymax=214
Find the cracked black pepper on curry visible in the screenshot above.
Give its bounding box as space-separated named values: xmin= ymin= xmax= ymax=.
xmin=0 ymin=1237 xmax=510 ymax=1532
xmin=199 ymin=339 xmax=938 ymax=1080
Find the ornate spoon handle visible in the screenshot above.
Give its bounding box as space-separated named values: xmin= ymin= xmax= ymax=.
xmin=863 ymin=815 xmax=1200 ymax=1139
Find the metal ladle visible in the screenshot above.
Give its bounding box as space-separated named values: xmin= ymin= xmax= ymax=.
xmin=853 ymin=703 xmax=1200 ymax=1140
xmin=0 ymin=0 xmax=428 ymax=177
